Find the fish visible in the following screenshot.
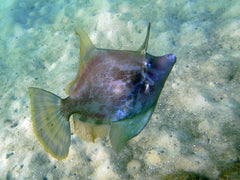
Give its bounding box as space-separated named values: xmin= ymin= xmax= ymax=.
xmin=29 ymin=23 xmax=176 ymax=160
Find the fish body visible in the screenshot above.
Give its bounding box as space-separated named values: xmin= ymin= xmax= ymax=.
xmin=29 ymin=23 xmax=176 ymax=160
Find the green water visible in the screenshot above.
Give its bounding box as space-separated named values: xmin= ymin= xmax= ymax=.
xmin=0 ymin=0 xmax=239 ymax=179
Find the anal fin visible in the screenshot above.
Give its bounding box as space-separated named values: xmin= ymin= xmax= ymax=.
xmin=73 ymin=114 xmax=109 ymax=142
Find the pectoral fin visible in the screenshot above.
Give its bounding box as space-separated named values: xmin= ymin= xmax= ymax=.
xmin=109 ymin=106 xmax=155 ymax=152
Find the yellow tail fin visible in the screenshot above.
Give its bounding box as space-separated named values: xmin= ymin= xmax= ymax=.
xmin=29 ymin=87 xmax=71 ymax=160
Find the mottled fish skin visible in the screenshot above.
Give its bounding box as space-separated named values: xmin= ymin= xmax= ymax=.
xmin=62 ymin=50 xmax=175 ymax=124
xmin=28 ymin=23 xmax=176 ymax=160
xmin=63 ymin=50 xmax=144 ymax=123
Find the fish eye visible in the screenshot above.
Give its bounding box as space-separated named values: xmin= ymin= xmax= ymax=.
xmin=143 ymin=61 xmax=152 ymax=71
xmin=147 ymin=62 xmax=152 ymax=68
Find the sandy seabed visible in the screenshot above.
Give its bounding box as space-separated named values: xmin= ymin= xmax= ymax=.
xmin=0 ymin=0 xmax=240 ymax=179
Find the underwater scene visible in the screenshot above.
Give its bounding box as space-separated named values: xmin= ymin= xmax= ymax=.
xmin=0 ymin=0 xmax=240 ymax=179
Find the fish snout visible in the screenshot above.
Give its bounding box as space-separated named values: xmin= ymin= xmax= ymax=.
xmin=145 ymin=53 xmax=176 ymax=81
xmin=165 ymin=54 xmax=176 ymax=64
xmin=151 ymin=54 xmax=176 ymax=71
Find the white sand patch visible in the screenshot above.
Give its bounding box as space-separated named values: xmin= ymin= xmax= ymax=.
xmin=179 ymin=22 xmax=207 ymax=47
xmin=18 ymin=118 xmax=33 ymax=139
xmin=119 ymin=2 xmax=129 ymax=13
xmin=144 ymin=149 xmax=164 ymax=168
xmin=144 ymin=131 xmax=180 ymax=168
xmin=156 ymin=132 xmax=180 ymax=154
xmin=222 ymin=21 xmax=240 ymax=38
xmin=179 ymin=88 xmax=210 ymax=112
xmin=127 ymin=159 xmax=142 ymax=177
xmin=92 ymin=160 xmax=120 ymax=180
xmin=90 ymin=0 xmax=110 ymax=12
xmin=150 ymin=31 xmax=175 ymax=55
xmin=13 ymin=24 xmax=25 ymax=37
xmin=0 ymin=148 xmax=8 ymax=177
xmin=175 ymin=149 xmax=218 ymax=178
xmin=86 ymin=144 xmax=120 ymax=179
xmin=221 ymin=2 xmax=240 ymax=19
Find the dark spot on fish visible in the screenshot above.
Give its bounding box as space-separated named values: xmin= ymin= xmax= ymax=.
xmin=20 ymin=164 xmax=24 ymax=169
xmin=43 ymin=177 xmax=48 ymax=180
xmin=6 ymin=152 xmax=14 ymax=159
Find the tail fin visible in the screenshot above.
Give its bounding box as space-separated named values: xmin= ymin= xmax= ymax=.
xmin=29 ymin=87 xmax=71 ymax=160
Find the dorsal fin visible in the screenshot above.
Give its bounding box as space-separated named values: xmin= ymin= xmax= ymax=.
xmin=65 ymin=28 xmax=96 ymax=95
xmin=138 ymin=22 xmax=151 ymax=55
xmin=75 ymin=27 xmax=96 ymax=69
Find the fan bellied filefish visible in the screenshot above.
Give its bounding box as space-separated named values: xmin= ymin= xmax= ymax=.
xmin=29 ymin=23 xmax=176 ymax=160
